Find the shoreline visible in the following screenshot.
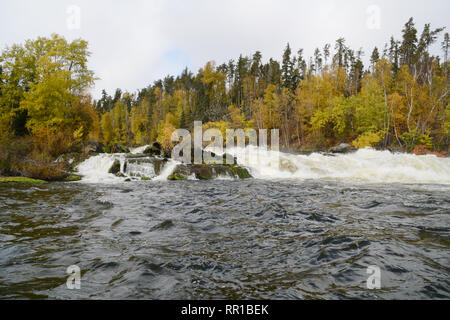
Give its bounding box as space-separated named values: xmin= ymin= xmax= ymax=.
xmin=1 ymin=145 xmax=447 ymax=183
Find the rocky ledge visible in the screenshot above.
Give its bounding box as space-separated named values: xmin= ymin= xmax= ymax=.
xmin=328 ymin=143 xmax=356 ymax=154
xmin=168 ymin=163 xmax=252 ymax=180
xmin=106 ymin=143 xmax=252 ymax=181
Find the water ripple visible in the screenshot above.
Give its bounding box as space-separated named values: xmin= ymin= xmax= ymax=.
xmin=0 ymin=180 xmax=449 ymax=299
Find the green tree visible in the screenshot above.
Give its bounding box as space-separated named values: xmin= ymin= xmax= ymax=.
xmin=130 ymin=97 xmax=151 ymax=145
xmin=0 ymin=34 xmax=95 ymax=137
xmin=399 ymin=18 xmax=418 ymax=69
xmin=370 ymin=47 xmax=380 ymax=70
xmin=101 ymin=112 xmax=114 ymax=146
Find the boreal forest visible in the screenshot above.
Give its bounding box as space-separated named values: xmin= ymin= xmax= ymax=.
xmin=0 ymin=17 xmax=449 ymax=180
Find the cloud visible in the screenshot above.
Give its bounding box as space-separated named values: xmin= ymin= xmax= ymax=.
xmin=1 ymin=0 xmax=449 ymax=99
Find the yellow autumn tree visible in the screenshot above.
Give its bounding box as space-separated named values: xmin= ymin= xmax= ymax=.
xmin=156 ymin=113 xmax=177 ymax=154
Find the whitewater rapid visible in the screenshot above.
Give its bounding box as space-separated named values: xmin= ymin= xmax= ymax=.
xmin=224 ymin=146 xmax=450 ymax=184
xmin=76 ymin=153 xmax=126 ymax=183
xmin=76 ymin=147 xmax=450 ymax=184
xmin=129 ymin=145 xmax=149 ymax=154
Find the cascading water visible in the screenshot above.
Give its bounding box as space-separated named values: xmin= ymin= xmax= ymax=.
xmin=76 ymin=152 xmax=181 ymax=183
xmin=152 ymin=160 xmax=180 ymax=181
xmin=224 ymin=146 xmax=450 ymax=184
xmin=125 ymin=159 xmax=158 ymax=178
xmin=130 ymin=145 xmax=149 ymax=154
xmin=76 ymin=146 xmax=450 ymax=184
xmin=76 ymin=153 xmax=125 ymax=183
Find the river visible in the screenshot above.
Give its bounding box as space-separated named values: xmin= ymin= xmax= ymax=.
xmin=0 ymin=147 xmax=449 ymax=299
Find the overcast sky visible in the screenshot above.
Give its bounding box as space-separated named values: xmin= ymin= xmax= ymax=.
xmin=1 ymin=0 xmax=449 ymax=99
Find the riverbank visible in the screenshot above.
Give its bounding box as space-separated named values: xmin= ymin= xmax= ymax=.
xmin=1 ymin=142 xmax=447 ymax=183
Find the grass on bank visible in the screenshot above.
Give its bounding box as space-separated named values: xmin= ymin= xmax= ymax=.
xmin=0 ymin=176 xmax=47 ymax=184
xmin=63 ymin=175 xmax=82 ymax=182
xmin=0 ymin=174 xmax=82 ymax=183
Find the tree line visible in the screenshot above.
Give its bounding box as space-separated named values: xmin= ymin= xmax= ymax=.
xmin=0 ymin=17 xmax=449 ymax=178
xmin=96 ymin=17 xmax=449 ymax=153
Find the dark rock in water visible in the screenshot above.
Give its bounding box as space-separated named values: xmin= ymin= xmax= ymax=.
xmin=170 ymin=164 xmax=252 ymax=180
xmin=152 ymin=141 xmax=162 ymax=150
xmin=178 ymin=148 xmax=238 ymax=165
xmin=143 ymin=142 xmax=162 ymax=156
xmin=115 ymin=172 xmax=126 ymax=178
xmin=329 ymin=143 xmax=355 ymax=154
xmin=108 ymin=160 xmax=121 ymax=174
xmin=168 ymin=173 xmax=187 ymax=181
xmin=111 ymin=144 xmax=130 ymax=154
xmin=151 ymin=219 xmax=174 ymax=231
xmin=124 ymin=154 xmax=149 ymax=159
xmin=228 ymin=165 xmax=252 ymax=179
xmin=83 ymin=142 xmax=104 ymax=154
xmin=202 ymin=150 xmax=238 ymax=165
xmin=131 ymin=145 xmax=249 ymax=180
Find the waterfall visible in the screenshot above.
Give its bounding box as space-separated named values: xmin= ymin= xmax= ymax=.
xmin=152 ymin=160 xmax=180 ymax=181
xmin=76 ymin=146 xmax=450 ymax=184
xmin=76 ymin=154 xmax=125 ymax=183
xmin=225 ymin=146 xmax=450 ymax=184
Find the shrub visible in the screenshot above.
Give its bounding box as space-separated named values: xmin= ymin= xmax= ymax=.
xmin=18 ymin=157 xmax=68 ymax=181
xmin=400 ymin=129 xmax=433 ymax=152
xmin=0 ymin=135 xmax=33 ymax=176
xmin=352 ymin=131 xmax=382 ymax=149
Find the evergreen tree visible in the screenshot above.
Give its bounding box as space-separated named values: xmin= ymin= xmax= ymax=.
xmin=370 ymin=47 xmax=380 ymax=70
xmin=400 ymin=17 xmax=418 ymax=69
xmin=314 ymin=48 xmax=323 ymax=75
xmin=282 ymin=43 xmax=294 ymax=90
xmin=333 ymin=38 xmax=347 ymax=68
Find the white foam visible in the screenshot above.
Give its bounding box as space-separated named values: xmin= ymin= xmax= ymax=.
xmin=152 ymin=159 xmax=180 ymax=181
xmin=75 ymin=147 xmax=450 ymax=184
xmin=76 ymin=154 xmax=125 ymax=183
xmin=225 ymin=146 xmax=450 ymax=184
xmin=129 ymin=145 xmax=149 ymax=154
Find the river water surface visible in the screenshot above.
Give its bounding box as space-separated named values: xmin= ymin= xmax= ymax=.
xmin=0 ymin=148 xmax=449 ymax=299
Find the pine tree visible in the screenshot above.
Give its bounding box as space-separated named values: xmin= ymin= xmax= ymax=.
xmin=323 ymin=44 xmax=331 ymax=66
xmin=333 ymin=38 xmax=347 ymax=68
xmin=314 ymin=48 xmax=323 ymax=75
xmin=370 ymin=47 xmax=380 ymax=70
xmin=282 ymin=43 xmax=295 ymax=91
xmin=389 ymin=37 xmax=401 ymax=74
xmin=400 ymin=18 xmax=418 ymax=69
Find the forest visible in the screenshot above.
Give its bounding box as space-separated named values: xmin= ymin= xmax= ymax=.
xmin=0 ymin=17 xmax=449 ymax=180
